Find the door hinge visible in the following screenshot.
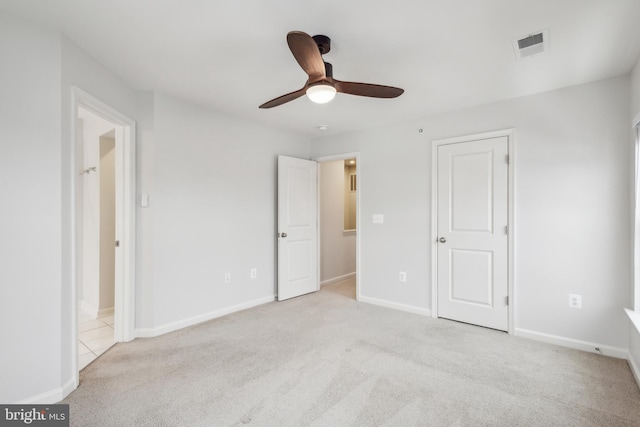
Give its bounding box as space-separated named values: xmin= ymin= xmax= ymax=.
xmin=505 ymin=225 xmax=508 ymax=235
xmin=115 ymin=240 xmax=120 ymax=248
xmin=506 ymin=296 xmax=509 ymax=305
xmin=505 ymin=155 xmax=510 ymax=164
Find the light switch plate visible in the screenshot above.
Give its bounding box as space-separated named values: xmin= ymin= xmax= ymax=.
xmin=372 ymin=214 xmax=384 ymax=224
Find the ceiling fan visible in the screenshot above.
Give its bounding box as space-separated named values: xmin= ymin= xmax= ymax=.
xmin=259 ymin=31 xmax=404 ymax=109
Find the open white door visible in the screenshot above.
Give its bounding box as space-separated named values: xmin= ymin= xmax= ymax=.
xmin=435 ymin=136 xmax=509 ymax=331
xmin=113 ymin=125 xmax=131 ymax=342
xmin=277 ymin=155 xmax=318 ymax=301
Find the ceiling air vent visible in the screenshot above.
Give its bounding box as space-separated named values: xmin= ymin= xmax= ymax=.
xmin=513 ymin=29 xmax=548 ymax=59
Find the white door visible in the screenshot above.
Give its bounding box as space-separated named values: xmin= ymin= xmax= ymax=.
xmin=278 ymin=155 xmax=318 ymax=301
xmin=113 ymin=125 xmax=125 ymax=341
xmin=436 ymin=136 xmax=509 ymax=331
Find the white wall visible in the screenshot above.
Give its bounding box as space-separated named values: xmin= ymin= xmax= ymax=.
xmin=144 ymin=93 xmax=310 ymax=332
xmin=135 ymin=92 xmax=155 ymax=330
xmin=629 ymin=55 xmax=640 ymax=380
xmin=0 ymin=11 xmax=62 ymax=403
xmin=319 ymin=161 xmax=356 ymax=283
xmin=311 ymin=76 xmax=631 ymax=353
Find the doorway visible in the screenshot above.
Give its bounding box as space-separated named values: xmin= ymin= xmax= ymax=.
xmin=276 ymin=153 xmax=360 ymax=301
xmin=431 ymin=130 xmax=514 ymax=332
xmin=317 ymin=153 xmax=360 ymax=300
xmin=71 ymin=87 xmax=136 ymax=384
xmin=76 ymin=108 xmax=118 ymax=368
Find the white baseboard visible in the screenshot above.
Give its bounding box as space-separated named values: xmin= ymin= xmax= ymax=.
xmin=61 ymin=377 xmax=77 ymax=401
xmin=359 ymin=295 xmax=432 ymax=317
xmin=136 ymin=295 xmax=276 ymax=338
xmin=15 ymin=377 xmax=76 ymax=404
xmin=320 ymin=272 xmax=356 ymax=287
xmin=79 ymin=303 xmax=113 ymax=320
xmin=98 ymin=307 xmax=114 ymax=317
xmin=514 ymin=328 xmax=628 ymax=359
xmin=628 ymin=350 xmax=640 ymax=388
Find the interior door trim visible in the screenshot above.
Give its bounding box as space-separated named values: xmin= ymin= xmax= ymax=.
xmin=431 ymin=129 xmax=515 ymax=334
xmin=70 ymin=86 xmax=137 ymax=388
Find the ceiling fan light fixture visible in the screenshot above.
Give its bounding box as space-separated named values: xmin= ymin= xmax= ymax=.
xmin=306 ymin=83 xmax=336 ymax=104
xmin=258 ymin=31 xmax=403 ymax=109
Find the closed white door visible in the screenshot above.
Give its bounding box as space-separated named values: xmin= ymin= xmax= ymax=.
xmin=277 ymin=155 xmax=318 ymax=301
xmin=436 ymin=136 xmax=509 ymax=331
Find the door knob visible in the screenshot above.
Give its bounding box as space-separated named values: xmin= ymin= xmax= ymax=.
xmin=438 ymin=237 xmax=446 ymax=243
xmin=280 ymin=232 xmax=287 ymax=238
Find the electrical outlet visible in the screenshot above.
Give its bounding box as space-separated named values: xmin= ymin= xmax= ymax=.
xmin=399 ymin=271 xmax=407 ymax=282
xmin=224 ymin=273 xmax=231 ymax=284
xmin=250 ymin=268 xmax=257 ymax=279
xmin=372 ymin=214 xmax=384 ymax=224
xmin=569 ymin=294 xmax=582 ymax=309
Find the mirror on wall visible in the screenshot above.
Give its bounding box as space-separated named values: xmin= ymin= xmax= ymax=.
xmin=344 ymin=159 xmax=356 ymax=231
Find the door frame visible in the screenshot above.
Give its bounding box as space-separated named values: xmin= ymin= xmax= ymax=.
xmin=314 ymin=152 xmax=361 ymax=301
xmin=70 ymin=87 xmax=136 ymax=384
xmin=430 ymin=129 xmax=515 ymax=334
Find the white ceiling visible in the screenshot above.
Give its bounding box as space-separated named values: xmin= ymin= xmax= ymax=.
xmin=3 ymin=0 xmax=640 ymax=137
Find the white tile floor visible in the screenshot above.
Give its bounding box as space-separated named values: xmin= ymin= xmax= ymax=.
xmin=78 ymin=313 xmax=115 ymax=370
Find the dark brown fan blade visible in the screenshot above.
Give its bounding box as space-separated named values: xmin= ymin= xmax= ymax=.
xmin=287 ymin=31 xmax=326 ymax=81
xmin=259 ymin=86 xmax=307 ymax=109
xmin=334 ymin=80 xmax=404 ymax=98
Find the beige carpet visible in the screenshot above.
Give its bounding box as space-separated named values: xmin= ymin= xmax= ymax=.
xmin=63 ymin=278 xmax=640 ymax=426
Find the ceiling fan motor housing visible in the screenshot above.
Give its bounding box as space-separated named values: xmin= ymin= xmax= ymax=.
xmin=312 ymin=35 xmax=331 ymax=54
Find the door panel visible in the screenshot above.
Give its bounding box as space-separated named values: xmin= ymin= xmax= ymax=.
xmin=451 ymin=151 xmax=493 ymax=232
xmin=286 ymin=240 xmax=312 ymax=282
xmin=437 ymin=136 xmax=508 ymax=331
xmin=450 ymin=249 xmax=493 ymax=306
xmin=278 ymin=155 xmax=318 ymax=301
